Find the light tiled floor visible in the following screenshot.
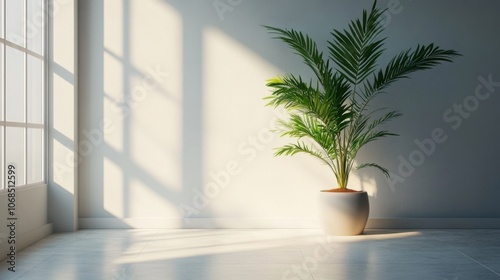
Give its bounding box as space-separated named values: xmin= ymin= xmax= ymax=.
xmin=1 ymin=229 xmax=500 ymax=280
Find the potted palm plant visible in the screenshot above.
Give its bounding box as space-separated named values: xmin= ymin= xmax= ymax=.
xmin=264 ymin=1 xmax=460 ymax=235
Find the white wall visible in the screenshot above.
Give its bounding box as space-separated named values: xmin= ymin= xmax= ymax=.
xmin=47 ymin=0 xmax=79 ymax=232
xmin=78 ymin=0 xmax=500 ymax=228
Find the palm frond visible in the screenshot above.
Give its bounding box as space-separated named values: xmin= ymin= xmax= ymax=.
xmin=361 ymin=44 xmax=461 ymax=104
xmin=276 ymin=114 xmax=338 ymax=158
xmin=264 ymin=26 xmax=333 ymax=89
xmin=266 ymin=74 xmax=353 ymax=138
xmin=355 ymin=162 xmax=390 ymax=178
xmin=350 ymin=130 xmax=397 ymax=156
xmin=366 ymin=110 xmax=402 ymax=132
xmin=328 ymin=3 xmax=386 ymax=85
xmin=265 ymin=75 xmax=318 ymax=111
xmin=275 ymin=141 xmax=336 ymax=173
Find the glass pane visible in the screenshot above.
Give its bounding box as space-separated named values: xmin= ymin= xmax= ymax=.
xmin=27 ymin=128 xmax=42 ymax=183
xmin=6 ymin=46 xmax=24 ymax=122
xmin=0 ymin=0 xmax=3 ymax=39
xmin=6 ymin=126 xmax=25 ymax=186
xmin=27 ymin=0 xmax=43 ymax=55
xmin=28 ymin=56 xmax=42 ymax=123
xmin=0 ymin=44 xmax=3 ymax=121
xmin=6 ymin=0 xmax=24 ymax=47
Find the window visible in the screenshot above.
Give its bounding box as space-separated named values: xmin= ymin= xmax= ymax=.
xmin=1 ymin=0 xmax=45 ymax=189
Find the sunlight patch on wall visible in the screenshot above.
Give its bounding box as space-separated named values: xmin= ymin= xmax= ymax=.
xmin=349 ymin=173 xmax=378 ymax=197
xmin=128 ymin=177 xmax=180 ymax=219
xmin=202 ymin=26 xmax=280 ymax=162
xmin=128 ymin=0 xmax=183 ymax=192
xmin=94 ymin=0 xmax=183 ymax=221
xmin=52 ymin=139 xmax=74 ymax=190
xmin=102 ymin=0 xmax=125 ymax=153
xmin=104 ymin=0 xmax=124 ymax=57
xmin=201 ymin=26 xmax=280 ymax=169
xmin=103 ymin=51 xmax=125 ymax=153
xmin=201 ymin=27 xmax=330 ymax=218
xmin=129 ymin=0 xmax=183 ymax=75
xmin=103 ymin=157 xmax=125 ymax=217
xmin=130 ymin=112 xmax=182 ymax=191
xmin=52 ymin=74 xmax=74 ymax=140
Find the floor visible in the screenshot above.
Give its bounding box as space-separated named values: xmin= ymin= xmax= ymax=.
xmin=1 ymin=229 xmax=500 ymax=280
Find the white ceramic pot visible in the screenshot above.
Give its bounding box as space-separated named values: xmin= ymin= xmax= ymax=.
xmin=318 ymin=191 xmax=369 ymax=235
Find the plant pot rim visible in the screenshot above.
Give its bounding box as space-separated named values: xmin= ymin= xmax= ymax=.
xmin=319 ymin=190 xmax=367 ymax=194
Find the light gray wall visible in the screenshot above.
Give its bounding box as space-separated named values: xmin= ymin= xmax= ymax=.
xmin=78 ymin=0 xmax=500 ymax=228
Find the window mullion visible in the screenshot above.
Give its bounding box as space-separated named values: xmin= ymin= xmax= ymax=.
xmin=2 ymin=0 xmax=5 ymax=189
xmin=43 ymin=0 xmax=47 ymax=185
xmin=24 ymin=0 xmax=27 ymax=185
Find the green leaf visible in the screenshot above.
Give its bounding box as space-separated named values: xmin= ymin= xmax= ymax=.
xmin=355 ymin=162 xmax=390 ymax=178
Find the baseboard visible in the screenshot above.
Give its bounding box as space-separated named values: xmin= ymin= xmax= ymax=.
xmin=17 ymin=223 xmax=53 ymax=251
xmin=79 ymin=218 xmax=500 ymax=229
xmin=366 ymin=218 xmax=500 ymax=229
xmin=0 ymin=223 xmax=53 ymax=261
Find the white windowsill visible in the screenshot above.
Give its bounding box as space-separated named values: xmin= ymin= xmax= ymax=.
xmin=0 ymin=182 xmax=47 ymax=194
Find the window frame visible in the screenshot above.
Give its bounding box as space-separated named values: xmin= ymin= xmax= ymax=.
xmin=0 ymin=0 xmax=47 ymax=190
